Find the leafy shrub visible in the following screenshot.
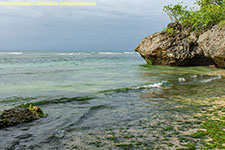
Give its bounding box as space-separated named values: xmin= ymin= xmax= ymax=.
xmin=164 ymin=0 xmax=225 ymax=34
xmin=163 ymin=2 xmax=190 ymax=23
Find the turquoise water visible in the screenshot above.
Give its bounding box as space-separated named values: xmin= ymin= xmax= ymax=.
xmin=0 ymin=51 xmax=224 ymax=149
xmin=0 ymin=51 xmax=145 ymax=110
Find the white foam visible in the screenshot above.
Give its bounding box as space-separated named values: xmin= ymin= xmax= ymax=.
xmin=98 ymin=52 xmax=122 ymax=55
xmin=134 ymin=81 xmax=167 ymax=89
xmin=191 ymin=75 xmax=197 ymax=78
xmin=201 ymin=75 xmax=222 ymax=83
xmin=123 ymin=52 xmax=136 ymax=54
xmin=0 ymin=52 xmax=23 ymax=55
xmin=55 ymin=52 xmax=135 ymax=55
xmin=55 ymin=53 xmax=81 ymax=56
xmin=178 ymin=78 xmax=186 ymax=82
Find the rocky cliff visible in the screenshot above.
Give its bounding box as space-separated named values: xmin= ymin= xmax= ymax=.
xmin=135 ymin=22 xmax=224 ymax=68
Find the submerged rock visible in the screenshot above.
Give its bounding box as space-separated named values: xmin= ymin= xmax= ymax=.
xmin=198 ymin=25 xmax=225 ymax=68
xmin=207 ymin=70 xmax=225 ymax=78
xmin=135 ymin=22 xmax=222 ymax=67
xmin=0 ymin=105 xmax=44 ymax=129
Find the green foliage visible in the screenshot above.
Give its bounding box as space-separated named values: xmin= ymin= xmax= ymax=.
xmin=163 ymin=0 xmax=225 ymax=34
xmin=146 ymin=59 xmax=152 ymax=65
xmin=163 ymin=3 xmax=190 ymax=22
xmin=196 ymin=0 xmax=224 ymax=6
xmin=163 ymin=27 xmax=175 ymax=36
xmin=218 ymin=20 xmax=225 ymax=27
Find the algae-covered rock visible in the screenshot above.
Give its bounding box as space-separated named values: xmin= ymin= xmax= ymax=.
xmin=0 ymin=106 xmax=44 ymax=129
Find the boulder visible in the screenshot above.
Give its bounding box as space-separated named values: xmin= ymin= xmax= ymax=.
xmin=0 ymin=105 xmax=44 ymax=129
xmin=198 ymin=25 xmax=225 ymax=68
xmin=135 ymin=22 xmax=215 ymax=66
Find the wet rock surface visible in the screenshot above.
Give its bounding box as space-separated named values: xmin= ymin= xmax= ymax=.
xmin=135 ymin=22 xmax=223 ymax=67
xmin=0 ymin=108 xmax=39 ymax=129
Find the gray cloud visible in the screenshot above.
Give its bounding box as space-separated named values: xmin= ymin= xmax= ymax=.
xmin=0 ymin=0 xmax=196 ymax=51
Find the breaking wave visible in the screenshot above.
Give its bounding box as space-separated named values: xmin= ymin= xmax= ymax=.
xmin=15 ymin=81 xmax=167 ymax=108
xmin=0 ymin=52 xmax=23 ymax=55
xmin=55 ymin=52 xmax=136 ymax=56
xmin=200 ymin=75 xmax=222 ymax=83
xmin=100 ymin=81 xmax=167 ymax=94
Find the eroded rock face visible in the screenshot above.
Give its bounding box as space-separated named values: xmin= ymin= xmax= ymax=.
xmin=135 ymin=22 xmax=215 ymax=66
xmin=198 ymin=25 xmax=225 ymax=68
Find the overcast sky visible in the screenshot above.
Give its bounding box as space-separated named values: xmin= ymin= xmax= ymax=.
xmin=0 ymin=0 xmax=196 ymax=51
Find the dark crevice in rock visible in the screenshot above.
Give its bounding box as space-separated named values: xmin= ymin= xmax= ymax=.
xmin=189 ymin=42 xmax=196 ymax=53
xmin=189 ymin=56 xmax=216 ymax=66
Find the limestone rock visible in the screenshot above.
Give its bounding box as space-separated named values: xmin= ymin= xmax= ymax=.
xmin=135 ymin=22 xmax=215 ymax=66
xmin=198 ymin=25 xmax=225 ymax=68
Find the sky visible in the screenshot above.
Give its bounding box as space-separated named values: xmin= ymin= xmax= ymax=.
xmin=0 ymin=0 xmax=196 ymax=51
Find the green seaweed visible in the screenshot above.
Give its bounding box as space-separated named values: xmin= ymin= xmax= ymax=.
xmin=107 ymin=136 xmax=117 ymax=142
xmin=29 ymin=104 xmax=44 ymax=118
xmin=184 ymin=143 xmax=196 ymax=150
xmin=135 ymin=141 xmax=142 ymax=146
xmin=201 ymin=120 xmax=225 ymax=149
xmin=17 ymin=96 xmax=94 ymax=108
xmin=115 ymin=143 xmax=133 ymax=148
xmin=163 ymin=126 xmax=174 ymax=131
xmin=190 ymin=130 xmax=207 ymax=138
xmin=146 ymin=59 xmax=153 ymax=65
xmin=99 ymin=87 xmax=131 ymax=94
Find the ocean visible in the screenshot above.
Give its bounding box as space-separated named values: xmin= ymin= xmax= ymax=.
xmin=0 ymin=51 xmax=224 ymax=149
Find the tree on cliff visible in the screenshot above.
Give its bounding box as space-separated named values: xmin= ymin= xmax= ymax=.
xmin=163 ymin=0 xmax=225 ymax=34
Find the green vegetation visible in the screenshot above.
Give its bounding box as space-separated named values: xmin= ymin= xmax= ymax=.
xmin=201 ymin=120 xmax=225 ymax=149
xmin=17 ymin=96 xmax=93 ymax=108
xmin=163 ymin=27 xmax=175 ymax=36
xmin=189 ymin=103 xmax=225 ymax=149
xmin=164 ymin=142 xmax=174 ymax=147
xmin=190 ymin=119 xmax=225 ymax=149
xmin=146 ymin=59 xmax=152 ymax=65
xmin=183 ymin=143 xmax=196 ymax=150
xmin=115 ymin=143 xmax=134 ymax=148
xmin=107 ymin=136 xmax=117 ymax=141
xmin=135 ymin=141 xmax=142 ymax=146
xmin=163 ymin=126 xmax=174 ymax=131
xmin=164 ymin=0 xmax=225 ymax=34
xmin=218 ymin=19 xmax=225 ymax=27
xmin=190 ymin=130 xmax=207 ymax=138
xmin=29 ymin=104 xmax=45 ymax=118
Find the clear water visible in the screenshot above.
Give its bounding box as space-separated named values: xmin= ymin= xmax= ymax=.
xmin=0 ymin=51 xmax=224 ymax=149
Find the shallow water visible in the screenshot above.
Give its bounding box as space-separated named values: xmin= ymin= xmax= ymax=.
xmin=0 ymin=51 xmax=224 ymax=149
